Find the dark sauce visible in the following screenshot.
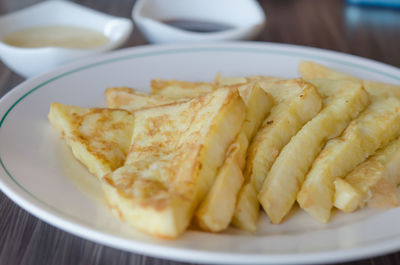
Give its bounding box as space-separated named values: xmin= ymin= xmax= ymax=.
xmin=162 ymin=19 xmax=234 ymax=33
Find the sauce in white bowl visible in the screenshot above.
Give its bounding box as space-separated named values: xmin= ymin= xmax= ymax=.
xmin=0 ymin=0 xmax=133 ymax=78
xmin=132 ymin=0 xmax=266 ymax=44
xmin=3 ymin=26 xmax=110 ymax=49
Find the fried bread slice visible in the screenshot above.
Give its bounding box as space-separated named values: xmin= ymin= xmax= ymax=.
xmin=151 ymin=78 xmax=216 ymax=99
xmin=48 ymin=103 xmax=134 ymax=179
xmin=101 ymin=88 xmax=246 ymax=238
xmin=297 ymin=96 xmax=400 ymax=222
xmin=258 ymin=79 xmax=369 ymax=224
xmin=105 ymin=87 xmax=178 ymax=112
xmin=233 ymin=78 xmax=322 ymax=231
xmin=215 ymin=74 xmax=249 ymax=86
xmin=334 ymin=136 xmax=400 ymax=212
xmin=150 ymin=77 xmax=273 ymax=141
xmin=145 ymin=78 xmax=275 ymax=231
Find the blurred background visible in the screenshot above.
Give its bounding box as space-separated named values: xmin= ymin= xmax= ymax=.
xmin=0 ymin=0 xmax=399 ymax=75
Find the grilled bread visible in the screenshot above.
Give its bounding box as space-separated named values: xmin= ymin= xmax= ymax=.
xmin=101 ymin=88 xmax=246 ymax=238
xmin=145 ymin=77 xmax=275 ymax=232
xmin=151 ymin=78 xmax=216 ymax=99
xmin=48 ymin=103 xmax=134 ymax=179
xmin=105 ymin=86 xmax=178 ymax=112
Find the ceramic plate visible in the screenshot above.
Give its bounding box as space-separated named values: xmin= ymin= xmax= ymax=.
xmin=1 ymin=42 xmax=400 ymax=265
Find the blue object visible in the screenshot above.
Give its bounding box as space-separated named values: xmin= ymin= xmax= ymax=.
xmin=347 ymin=0 xmax=400 ymax=8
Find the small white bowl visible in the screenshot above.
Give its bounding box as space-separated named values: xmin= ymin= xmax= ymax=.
xmin=132 ymin=0 xmax=266 ymax=44
xmin=0 ymin=0 xmax=133 ymax=78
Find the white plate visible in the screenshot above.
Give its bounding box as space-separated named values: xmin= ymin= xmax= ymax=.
xmin=132 ymin=0 xmax=265 ymax=43
xmin=1 ymin=42 xmax=400 ymax=265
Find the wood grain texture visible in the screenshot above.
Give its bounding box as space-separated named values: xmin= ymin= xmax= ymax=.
xmin=1 ymin=0 xmax=400 ymax=264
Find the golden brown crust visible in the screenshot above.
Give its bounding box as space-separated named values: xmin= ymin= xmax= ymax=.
xmin=49 ymin=103 xmax=134 ymax=179
xmin=101 ymin=87 xmax=245 ymax=238
xmin=105 ymin=86 xmax=178 ymax=111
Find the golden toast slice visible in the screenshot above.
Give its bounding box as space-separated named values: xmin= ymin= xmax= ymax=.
xmin=48 ymin=103 xmax=134 ymax=179
xmin=105 ymin=87 xmax=178 ymax=112
xmin=195 ymin=83 xmax=273 ymax=232
xmin=215 ymin=74 xmax=249 ymax=86
xmin=297 ymin=96 xmax=400 ymax=223
xmin=151 ymin=77 xmax=274 ymax=141
xmin=258 ymin=79 xmax=369 ymax=224
xmin=334 ymin=136 xmax=400 ymax=212
xmin=146 ymin=77 xmax=275 ymax=232
xmin=233 ymin=78 xmax=322 ymax=231
xmin=149 ymin=76 xmax=273 ymax=140
xmin=151 ymin=78 xmax=216 ymax=99
xmin=101 ymin=88 xmax=246 ymax=238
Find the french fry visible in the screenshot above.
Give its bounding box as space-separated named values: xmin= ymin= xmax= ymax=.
xmin=334 ymin=136 xmax=400 ymax=212
xmin=333 ymin=179 xmax=362 ymax=213
xmin=239 ymin=82 xmax=275 ymax=140
xmin=195 ymin=132 xmax=248 ymax=232
xmin=258 ymin=79 xmax=369 ymax=224
xmin=233 ymin=78 xmax=322 ymax=231
xmin=299 ymin=61 xmax=360 ymax=82
xmin=298 ymin=61 xmax=400 ymax=220
xmin=362 ymin=80 xmax=400 ymax=99
xmin=297 ymin=96 xmax=400 ymax=223
xmin=299 ymin=61 xmax=400 ymax=99
xmin=195 ymin=83 xmax=273 ymax=232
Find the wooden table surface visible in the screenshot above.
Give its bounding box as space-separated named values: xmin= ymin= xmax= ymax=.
xmin=1 ymin=1 xmax=400 ymax=264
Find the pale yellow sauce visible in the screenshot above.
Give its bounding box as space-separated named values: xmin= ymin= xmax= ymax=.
xmin=3 ymin=25 xmax=109 ymax=49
